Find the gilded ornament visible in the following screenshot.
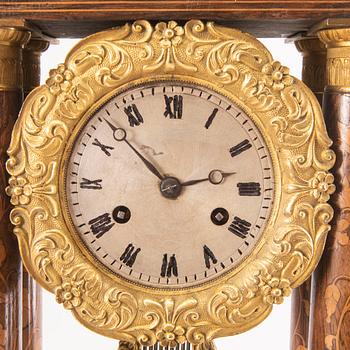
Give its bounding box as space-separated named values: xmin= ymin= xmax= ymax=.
xmin=260 ymin=277 xmax=292 ymax=305
xmin=46 ymin=63 xmax=74 ymax=95
xmin=262 ymin=61 xmax=293 ymax=91
xmin=310 ymin=171 xmax=336 ymax=203
xmin=55 ymin=280 xmax=85 ymax=310
xmin=6 ymin=20 xmax=335 ymax=347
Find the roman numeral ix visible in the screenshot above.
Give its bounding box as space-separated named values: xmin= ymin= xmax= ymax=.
xmin=228 ymin=216 xmax=251 ymax=239
xmin=88 ymin=213 xmax=115 ymax=238
xmin=124 ymin=104 xmax=144 ymax=127
xmin=92 ymin=138 xmax=114 ymax=156
xmin=120 ymin=243 xmax=141 ymax=267
xmin=80 ymin=178 xmax=102 ymax=190
xmin=237 ymin=182 xmax=261 ymax=196
xmin=229 ymin=139 xmax=252 ymax=157
xmin=203 ymin=245 xmax=218 ymax=269
xmin=160 ymin=253 xmax=178 ymax=277
xmin=164 ymin=95 xmax=183 ymax=119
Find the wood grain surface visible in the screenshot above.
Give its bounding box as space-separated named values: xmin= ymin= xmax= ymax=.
xmin=290 ymin=37 xmax=326 ymax=350
xmin=309 ymin=91 xmax=350 ymax=350
xmin=1 ymin=0 xmax=350 ymax=37
xmin=0 ymin=90 xmax=24 ymax=350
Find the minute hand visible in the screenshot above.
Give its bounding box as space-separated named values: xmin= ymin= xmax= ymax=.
xmin=104 ymin=118 xmax=164 ymax=181
xmin=124 ymin=139 xmax=164 ymax=180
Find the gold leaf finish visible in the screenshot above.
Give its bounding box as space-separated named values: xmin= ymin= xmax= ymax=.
xmin=6 ymin=20 xmax=335 ymax=346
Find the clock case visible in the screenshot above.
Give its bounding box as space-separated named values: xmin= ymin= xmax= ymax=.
xmin=6 ymin=20 xmax=335 ymax=348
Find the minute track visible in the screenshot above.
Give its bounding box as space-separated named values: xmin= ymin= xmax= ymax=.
xmin=66 ymin=82 xmax=275 ymax=288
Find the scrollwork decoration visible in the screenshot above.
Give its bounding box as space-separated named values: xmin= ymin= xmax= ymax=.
xmin=6 ymin=20 xmax=335 ymax=347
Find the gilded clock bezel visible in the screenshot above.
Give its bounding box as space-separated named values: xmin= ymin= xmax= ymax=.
xmin=6 ymin=20 xmax=335 ymax=346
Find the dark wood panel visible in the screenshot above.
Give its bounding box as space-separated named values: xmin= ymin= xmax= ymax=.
xmin=1 ymin=0 xmax=350 ymax=37
xmin=0 ymin=90 xmax=23 ymax=350
xmin=309 ymin=91 xmax=350 ymax=350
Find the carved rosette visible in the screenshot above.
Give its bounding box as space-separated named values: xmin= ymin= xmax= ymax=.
xmin=6 ymin=20 xmax=335 ymax=346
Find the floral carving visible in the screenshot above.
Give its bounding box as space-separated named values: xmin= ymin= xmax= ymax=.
xmin=262 ymin=61 xmax=293 ymax=91
xmin=154 ymin=21 xmax=184 ymax=49
xmin=56 ymin=279 xmax=85 ymax=310
xmin=6 ymin=176 xmax=32 ymax=205
xmin=260 ymin=276 xmax=292 ymax=305
xmin=46 ymin=63 xmax=74 ymax=95
xmin=310 ymin=171 xmax=336 ymax=202
xmin=6 ymin=162 xmax=58 ymax=216
xmin=145 ymin=21 xmax=196 ymax=72
xmin=142 ymin=299 xmax=198 ymax=346
xmin=157 ymin=323 xmax=186 ymax=348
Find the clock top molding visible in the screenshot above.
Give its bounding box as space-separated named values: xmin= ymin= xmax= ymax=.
xmin=1 ymin=0 xmax=350 ymax=38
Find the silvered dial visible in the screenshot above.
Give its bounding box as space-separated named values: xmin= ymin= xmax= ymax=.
xmin=65 ymin=82 xmax=274 ymax=288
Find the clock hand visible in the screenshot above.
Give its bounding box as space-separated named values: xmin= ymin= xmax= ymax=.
xmin=181 ymin=169 xmax=236 ymax=186
xmin=104 ymin=118 xmax=164 ymax=181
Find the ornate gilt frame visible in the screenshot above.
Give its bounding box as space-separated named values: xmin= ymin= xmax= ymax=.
xmin=6 ymin=20 xmax=335 ymax=348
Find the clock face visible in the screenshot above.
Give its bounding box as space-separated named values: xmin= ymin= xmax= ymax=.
xmin=65 ymin=82 xmax=274 ymax=288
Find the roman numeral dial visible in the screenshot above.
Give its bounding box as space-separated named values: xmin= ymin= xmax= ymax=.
xmin=66 ymin=82 xmax=274 ymax=288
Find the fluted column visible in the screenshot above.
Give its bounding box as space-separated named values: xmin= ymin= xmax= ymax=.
xmin=289 ymin=37 xmax=327 ymax=350
xmin=308 ymin=27 xmax=350 ymax=350
xmin=0 ymin=26 xmax=31 ymax=350
xmin=21 ymin=37 xmax=49 ymax=350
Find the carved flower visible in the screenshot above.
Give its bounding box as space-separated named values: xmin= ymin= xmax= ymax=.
xmin=154 ymin=21 xmax=184 ymax=49
xmin=310 ymin=171 xmax=336 ymax=203
xmin=55 ymin=280 xmax=85 ymax=310
xmin=6 ymin=176 xmax=33 ymax=205
xmin=262 ymin=61 xmax=293 ymax=91
xmin=156 ymin=323 xmax=186 ymax=348
xmin=46 ymin=63 xmax=74 ymax=95
xmin=261 ymin=277 xmax=291 ymax=304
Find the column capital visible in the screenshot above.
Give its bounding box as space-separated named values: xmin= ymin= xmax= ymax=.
xmin=0 ymin=27 xmax=31 ymax=91
xmin=290 ymin=35 xmax=326 ymax=100
xmin=312 ymin=22 xmax=350 ymax=92
xmin=23 ymin=38 xmax=50 ymax=93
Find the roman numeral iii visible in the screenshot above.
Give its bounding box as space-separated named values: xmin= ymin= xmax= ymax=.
xmin=88 ymin=213 xmax=114 ymax=238
xmin=120 ymin=243 xmax=141 ymax=267
xmin=228 ymin=216 xmax=251 ymax=239
xmin=80 ymin=178 xmax=102 ymax=190
xmin=160 ymin=253 xmax=178 ymax=277
xmin=229 ymin=139 xmax=252 ymax=157
xmin=164 ymin=95 xmax=183 ymax=119
xmin=237 ymin=182 xmax=261 ymax=196
xmin=203 ymin=245 xmax=218 ymax=269
xmin=124 ymin=104 xmax=144 ymax=127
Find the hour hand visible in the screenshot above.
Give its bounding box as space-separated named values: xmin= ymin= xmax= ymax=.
xmin=181 ymin=169 xmax=236 ymax=187
xmin=104 ymin=118 xmax=164 ymax=181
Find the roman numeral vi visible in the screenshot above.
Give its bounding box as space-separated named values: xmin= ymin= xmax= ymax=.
xmin=160 ymin=254 xmax=178 ymax=277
